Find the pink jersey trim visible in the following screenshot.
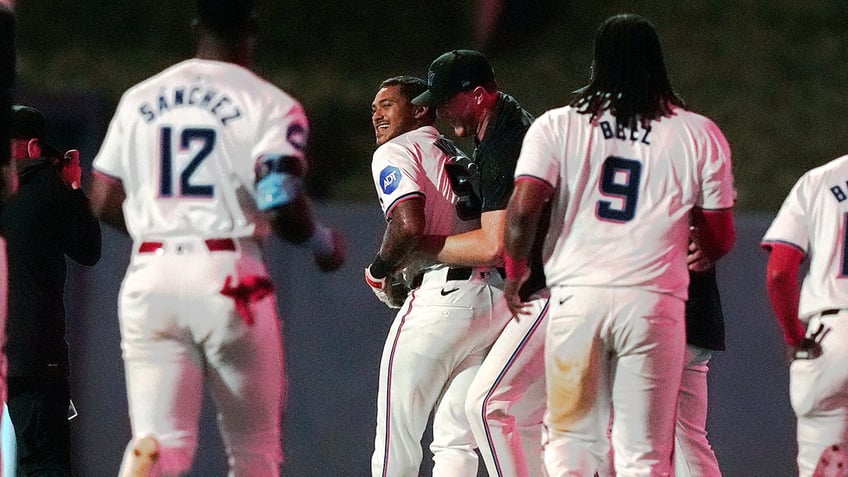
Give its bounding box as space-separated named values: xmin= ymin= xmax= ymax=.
xmin=515 ymin=174 xmax=553 ymax=189
xmin=92 ymin=170 xmax=123 ymax=185
xmin=384 ymin=192 xmax=425 ymax=219
xmin=760 ymin=239 xmax=806 ymax=256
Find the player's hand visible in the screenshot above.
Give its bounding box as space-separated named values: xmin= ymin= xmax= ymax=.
xmin=314 ymin=229 xmax=346 ymax=272
xmin=365 ymin=267 xmax=406 ymax=309
xmin=61 ymin=149 xmax=82 ymax=190
xmin=788 ymin=337 xmax=823 ymax=363
xmin=504 ymin=254 xmax=532 ymax=318
xmin=504 ymin=278 xmax=530 ymax=318
xmin=687 ymin=231 xmax=714 ymax=272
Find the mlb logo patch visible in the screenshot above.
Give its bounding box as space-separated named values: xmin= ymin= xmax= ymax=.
xmin=380 ymin=166 xmax=402 ymax=195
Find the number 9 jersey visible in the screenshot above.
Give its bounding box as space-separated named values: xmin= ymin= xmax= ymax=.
xmin=514 ymin=106 xmax=735 ymax=299
xmin=92 ymin=58 xmax=309 ymax=241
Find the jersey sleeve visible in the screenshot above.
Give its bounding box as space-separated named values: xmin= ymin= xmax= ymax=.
xmin=761 ymin=175 xmax=810 ymax=253
xmin=371 ymin=143 xmax=424 ymax=219
xmin=514 ymin=111 xmax=559 ymax=188
xmin=251 ymin=98 xmax=310 ymax=176
xmin=696 ymin=118 xmax=736 ymax=210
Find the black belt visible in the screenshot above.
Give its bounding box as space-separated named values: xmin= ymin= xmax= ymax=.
xmin=821 ymin=309 xmax=844 ymax=316
xmin=411 ymin=267 xmax=473 ymax=289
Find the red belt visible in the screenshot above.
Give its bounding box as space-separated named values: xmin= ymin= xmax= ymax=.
xmin=138 ymin=238 xmax=237 ymax=253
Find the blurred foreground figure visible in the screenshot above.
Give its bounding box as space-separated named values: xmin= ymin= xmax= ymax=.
xmin=90 ymin=1 xmax=345 ymax=475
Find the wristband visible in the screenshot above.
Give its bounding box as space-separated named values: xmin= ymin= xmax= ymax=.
xmin=368 ymin=254 xmax=392 ymax=279
xmin=504 ymin=253 xmax=530 ymax=281
xmin=306 ymin=223 xmax=335 ymax=255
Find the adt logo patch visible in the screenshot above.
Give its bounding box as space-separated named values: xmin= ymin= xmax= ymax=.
xmin=380 ymin=166 xmax=402 ymax=195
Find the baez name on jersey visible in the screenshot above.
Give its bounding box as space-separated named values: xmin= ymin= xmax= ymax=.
xmin=137 ymin=85 xmax=243 ymax=125
xmin=598 ymin=119 xmax=652 ymax=145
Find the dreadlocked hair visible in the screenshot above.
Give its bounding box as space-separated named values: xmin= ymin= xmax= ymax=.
xmin=570 ymin=13 xmax=685 ymax=129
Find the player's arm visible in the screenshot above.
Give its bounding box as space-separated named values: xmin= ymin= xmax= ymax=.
xmin=256 ymin=154 xmax=345 ymax=272
xmin=690 ymin=207 xmax=735 ymax=262
xmin=59 ymin=150 xmax=101 ymax=266
xmin=368 ymin=198 xmax=425 ymax=279
xmin=764 ymin=242 xmax=807 ymax=347
xmin=503 ymin=177 xmax=553 ymax=315
xmin=89 ymin=171 xmax=129 ymax=236
xmin=419 ymin=209 xmax=505 ymax=266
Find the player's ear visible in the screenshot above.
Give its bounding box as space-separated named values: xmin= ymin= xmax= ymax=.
xmin=412 ymin=104 xmax=429 ymax=120
xmin=26 ymin=138 xmax=40 ymax=159
xmin=472 ymin=86 xmax=487 ymax=104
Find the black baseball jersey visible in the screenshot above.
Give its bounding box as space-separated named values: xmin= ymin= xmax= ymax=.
xmin=473 ymin=92 xmax=545 ymax=298
xmin=685 ymin=267 xmax=726 ymax=350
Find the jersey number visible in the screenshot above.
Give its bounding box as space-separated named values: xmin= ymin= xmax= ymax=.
xmin=159 ymin=127 xmax=216 ymax=197
xmin=597 ymin=156 xmax=642 ymax=222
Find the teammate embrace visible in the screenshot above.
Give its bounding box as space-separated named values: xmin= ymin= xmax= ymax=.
xmin=365 ymin=13 xmax=738 ymax=477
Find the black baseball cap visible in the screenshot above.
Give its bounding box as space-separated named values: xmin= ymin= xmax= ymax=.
xmin=412 ymin=49 xmax=496 ymax=107
xmin=11 ymin=105 xmax=63 ymax=158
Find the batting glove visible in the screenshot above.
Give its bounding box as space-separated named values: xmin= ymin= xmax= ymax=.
xmin=365 ymin=267 xmax=403 ymax=309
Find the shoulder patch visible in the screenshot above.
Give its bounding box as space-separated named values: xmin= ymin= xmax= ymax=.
xmin=379 ymin=166 xmax=402 ymax=195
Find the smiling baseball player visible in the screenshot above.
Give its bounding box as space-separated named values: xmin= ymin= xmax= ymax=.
xmin=366 ymin=75 xmax=511 ymax=476
xmin=89 ymin=1 xmax=344 ymax=475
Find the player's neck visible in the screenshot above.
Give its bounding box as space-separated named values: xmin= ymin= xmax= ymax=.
xmin=475 ymin=108 xmax=491 ymax=142
xmin=474 ymin=92 xmax=498 ymax=142
xmin=194 ymin=39 xmax=253 ymax=68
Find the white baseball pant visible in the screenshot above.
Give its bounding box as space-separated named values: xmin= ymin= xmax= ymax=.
xmin=371 ymin=266 xmax=511 ymax=477
xmin=117 ymin=237 xmax=284 ymax=476
xmin=673 ymin=344 xmax=722 ymax=477
xmin=790 ymin=310 xmax=848 ymax=477
xmin=466 ymin=290 xmax=549 ymax=477
xmin=542 ymin=286 xmax=685 ymax=477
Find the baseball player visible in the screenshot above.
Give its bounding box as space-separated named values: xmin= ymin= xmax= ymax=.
xmin=412 ymin=49 xmax=549 ymax=477
xmin=502 ymin=14 xmax=736 ymax=476
xmin=762 ymin=152 xmax=848 ymax=476
xmin=365 ymin=75 xmax=511 ymax=476
xmin=89 ymin=1 xmax=345 ymax=475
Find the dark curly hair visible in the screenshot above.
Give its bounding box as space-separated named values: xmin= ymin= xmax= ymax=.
xmin=196 ymin=0 xmax=257 ymax=41
xmin=570 ymin=14 xmax=685 ymax=129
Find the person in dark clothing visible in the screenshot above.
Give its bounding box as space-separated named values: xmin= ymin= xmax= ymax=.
xmin=0 ymin=5 xmax=17 ymax=475
xmin=1 ymin=105 xmax=101 ymax=476
xmin=674 ymin=241 xmax=727 ymax=477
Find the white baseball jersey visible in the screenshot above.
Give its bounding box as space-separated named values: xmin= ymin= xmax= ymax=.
xmin=515 ymin=106 xmax=735 ymax=299
xmin=371 ymin=125 xmax=479 ymax=238
xmin=762 ymin=155 xmax=848 ymax=319
xmin=93 ymin=58 xmax=309 ymax=241
xmin=370 ymin=125 xmax=512 ymax=476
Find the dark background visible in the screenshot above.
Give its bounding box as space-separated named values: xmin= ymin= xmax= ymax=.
xmin=12 ymin=0 xmax=848 ymax=211
xmin=2 ymin=0 xmax=840 ymax=475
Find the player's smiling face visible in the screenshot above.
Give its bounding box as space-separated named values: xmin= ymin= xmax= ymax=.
xmin=436 ymin=90 xmax=477 ymax=138
xmin=372 ymin=85 xmax=418 ymax=146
